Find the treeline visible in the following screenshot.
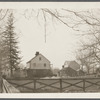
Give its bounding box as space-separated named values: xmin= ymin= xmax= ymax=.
xmin=0 ymin=11 xmax=21 ymax=77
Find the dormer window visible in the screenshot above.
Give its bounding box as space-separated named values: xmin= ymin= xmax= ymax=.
xmin=39 ymin=57 xmax=41 ymax=61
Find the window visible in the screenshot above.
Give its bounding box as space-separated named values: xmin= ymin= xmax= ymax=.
xmin=44 ymin=63 xmax=46 ymax=67
xmin=33 ymin=63 xmax=36 ymax=67
xmin=39 ymin=57 xmax=41 ymax=61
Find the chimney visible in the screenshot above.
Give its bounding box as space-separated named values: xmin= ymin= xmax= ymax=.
xmin=35 ymin=52 xmax=39 ymax=56
xmin=62 ymin=65 xmax=64 ymax=69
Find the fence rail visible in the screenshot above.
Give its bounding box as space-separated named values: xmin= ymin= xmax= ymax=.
xmin=7 ymin=77 xmax=100 ymax=93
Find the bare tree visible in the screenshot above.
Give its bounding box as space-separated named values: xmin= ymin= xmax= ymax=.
xmin=22 ymin=9 xmax=100 ymax=41
xmin=22 ymin=9 xmax=100 ymax=73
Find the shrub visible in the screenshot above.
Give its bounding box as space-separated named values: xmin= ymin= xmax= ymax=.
xmin=27 ymin=69 xmax=53 ymax=78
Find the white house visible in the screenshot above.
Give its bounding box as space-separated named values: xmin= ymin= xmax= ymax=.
xmin=26 ymin=52 xmax=51 ymax=70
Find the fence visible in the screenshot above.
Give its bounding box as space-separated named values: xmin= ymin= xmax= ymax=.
xmin=6 ymin=77 xmax=100 ymax=93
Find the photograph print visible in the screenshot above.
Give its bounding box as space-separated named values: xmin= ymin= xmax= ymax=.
xmin=0 ymin=2 xmax=100 ymax=94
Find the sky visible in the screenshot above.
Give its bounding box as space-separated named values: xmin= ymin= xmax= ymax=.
xmin=1 ymin=2 xmax=100 ymax=69
xmin=14 ymin=10 xmax=81 ymax=69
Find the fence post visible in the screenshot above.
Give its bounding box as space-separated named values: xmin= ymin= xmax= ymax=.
xmin=0 ymin=74 xmax=3 ymax=93
xmin=33 ymin=79 xmax=36 ymax=92
xmin=83 ymin=79 xmax=85 ymax=92
xmin=60 ymin=79 xmax=62 ymax=92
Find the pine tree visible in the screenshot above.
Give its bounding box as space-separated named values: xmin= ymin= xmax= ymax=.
xmin=2 ymin=13 xmax=21 ymax=77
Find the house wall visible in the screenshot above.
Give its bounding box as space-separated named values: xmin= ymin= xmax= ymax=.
xmin=77 ymin=70 xmax=85 ymax=76
xmin=60 ymin=67 xmax=77 ymax=77
xmin=69 ymin=61 xmax=80 ymax=70
xmin=29 ymin=54 xmax=50 ymax=69
xmin=26 ymin=63 xmax=30 ymax=68
xmin=64 ymin=61 xmax=80 ymax=70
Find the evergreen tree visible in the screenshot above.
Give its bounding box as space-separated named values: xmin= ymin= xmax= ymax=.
xmin=2 ymin=13 xmax=21 ymax=77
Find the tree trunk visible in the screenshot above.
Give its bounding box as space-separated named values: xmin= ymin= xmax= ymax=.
xmin=10 ymin=66 xmax=13 ymax=77
xmin=0 ymin=72 xmax=3 ymax=93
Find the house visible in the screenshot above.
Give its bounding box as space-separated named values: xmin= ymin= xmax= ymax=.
xmin=26 ymin=52 xmax=53 ymax=77
xmin=59 ymin=61 xmax=84 ymax=77
xmin=27 ymin=52 xmax=51 ymax=69
xmin=77 ymin=69 xmax=85 ymax=76
xmin=64 ymin=61 xmax=80 ymax=71
xmin=59 ymin=66 xmax=78 ymax=77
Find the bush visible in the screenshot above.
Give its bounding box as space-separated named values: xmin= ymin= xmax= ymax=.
xmin=27 ymin=69 xmax=53 ymax=78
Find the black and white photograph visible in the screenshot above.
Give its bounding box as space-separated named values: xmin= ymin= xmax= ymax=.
xmin=0 ymin=2 xmax=100 ymax=98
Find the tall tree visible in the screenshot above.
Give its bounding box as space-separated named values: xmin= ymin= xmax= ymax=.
xmin=2 ymin=13 xmax=21 ymax=77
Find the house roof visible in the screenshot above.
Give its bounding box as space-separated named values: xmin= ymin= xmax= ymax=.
xmin=27 ymin=53 xmax=50 ymax=63
xmin=64 ymin=61 xmax=80 ymax=71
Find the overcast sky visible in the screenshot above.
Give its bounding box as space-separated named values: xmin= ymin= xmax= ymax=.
xmin=1 ymin=2 xmax=100 ymax=69
xmin=13 ymin=10 xmax=82 ymax=69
